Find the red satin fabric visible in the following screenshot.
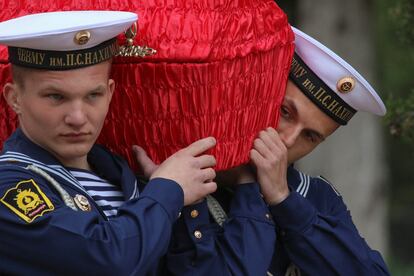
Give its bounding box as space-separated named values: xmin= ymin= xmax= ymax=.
xmin=0 ymin=0 xmax=294 ymax=171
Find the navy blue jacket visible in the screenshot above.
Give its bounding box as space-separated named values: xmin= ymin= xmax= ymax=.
xmin=165 ymin=183 xmax=276 ymax=275
xmin=163 ymin=167 xmax=390 ymax=275
xmin=268 ymin=167 xmax=390 ymax=275
xmin=0 ymin=129 xmax=183 ymax=275
xmin=0 ymin=129 xmax=276 ymax=275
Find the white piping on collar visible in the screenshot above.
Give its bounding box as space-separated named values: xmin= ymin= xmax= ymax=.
xmin=130 ymin=180 xmax=139 ymax=199
xmin=296 ymin=171 xmax=310 ymax=198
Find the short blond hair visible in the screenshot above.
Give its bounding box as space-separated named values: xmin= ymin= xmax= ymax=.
xmin=11 ymin=65 xmax=35 ymax=89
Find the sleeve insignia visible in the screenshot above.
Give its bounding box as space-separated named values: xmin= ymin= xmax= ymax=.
xmin=0 ymin=179 xmax=54 ymax=223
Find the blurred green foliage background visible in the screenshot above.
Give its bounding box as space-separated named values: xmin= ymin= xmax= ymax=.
xmin=377 ymin=0 xmax=414 ymax=274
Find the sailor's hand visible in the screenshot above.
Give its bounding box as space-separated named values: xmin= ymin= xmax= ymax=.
xmin=151 ymin=137 xmax=218 ymax=206
xmin=133 ymin=145 xmax=159 ymax=179
xmin=250 ymin=127 xmax=289 ymax=205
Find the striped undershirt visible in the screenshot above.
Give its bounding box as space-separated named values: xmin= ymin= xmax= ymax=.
xmin=69 ymin=169 xmax=125 ymax=218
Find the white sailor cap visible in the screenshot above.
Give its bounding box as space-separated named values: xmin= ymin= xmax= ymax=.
xmin=0 ymin=11 xmax=137 ymax=70
xmin=289 ymin=27 xmax=386 ymax=125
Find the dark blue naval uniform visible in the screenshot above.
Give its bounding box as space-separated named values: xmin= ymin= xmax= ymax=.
xmin=267 ymin=167 xmax=390 ymax=275
xmin=0 ymin=128 xmax=276 ymax=275
xmin=164 ymin=183 xmax=276 ymax=275
xmin=0 ymin=128 xmax=182 ymax=275
xmin=164 ymin=166 xmax=390 ymax=275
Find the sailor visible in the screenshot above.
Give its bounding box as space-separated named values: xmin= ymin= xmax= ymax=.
xmin=0 ymin=11 xmax=219 ymax=275
xmin=136 ymin=27 xmax=391 ymax=275
xmin=233 ymin=27 xmax=391 ymax=275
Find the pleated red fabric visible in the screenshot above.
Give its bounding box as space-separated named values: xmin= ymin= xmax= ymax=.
xmin=0 ymin=0 xmax=294 ymax=171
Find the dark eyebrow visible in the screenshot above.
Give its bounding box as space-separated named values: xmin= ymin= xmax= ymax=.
xmin=284 ymin=98 xmax=326 ymax=141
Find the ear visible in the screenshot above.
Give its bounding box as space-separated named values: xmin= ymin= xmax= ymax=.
xmin=3 ymin=82 xmax=21 ymax=115
xmin=107 ymin=78 xmax=115 ymax=102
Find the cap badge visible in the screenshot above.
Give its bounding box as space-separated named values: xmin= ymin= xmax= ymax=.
xmin=118 ymin=22 xmax=157 ymax=57
xmin=74 ymin=30 xmax=91 ymax=45
xmin=73 ymin=194 xmax=91 ymax=211
xmin=337 ymin=77 xmax=356 ymax=94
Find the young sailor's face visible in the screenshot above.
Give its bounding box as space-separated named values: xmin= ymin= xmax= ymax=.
xmin=276 ymin=80 xmax=340 ymax=164
xmin=10 ymin=61 xmax=114 ymax=167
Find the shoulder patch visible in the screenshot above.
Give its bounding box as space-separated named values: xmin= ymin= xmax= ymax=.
xmin=317 ymin=175 xmax=341 ymax=196
xmin=1 ymin=179 xmax=54 ymax=223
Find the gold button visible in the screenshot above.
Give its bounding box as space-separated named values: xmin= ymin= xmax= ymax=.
xmin=74 ymin=30 xmax=91 ymax=45
xmin=190 ymin=210 xmax=199 ymax=218
xmin=194 ymin=230 xmax=202 ymax=239
xmin=337 ymin=77 xmax=355 ymax=93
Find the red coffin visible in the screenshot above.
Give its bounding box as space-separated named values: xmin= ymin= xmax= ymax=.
xmin=0 ymin=0 xmax=294 ymax=171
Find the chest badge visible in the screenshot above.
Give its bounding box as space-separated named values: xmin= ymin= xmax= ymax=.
xmin=73 ymin=194 xmax=91 ymax=211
